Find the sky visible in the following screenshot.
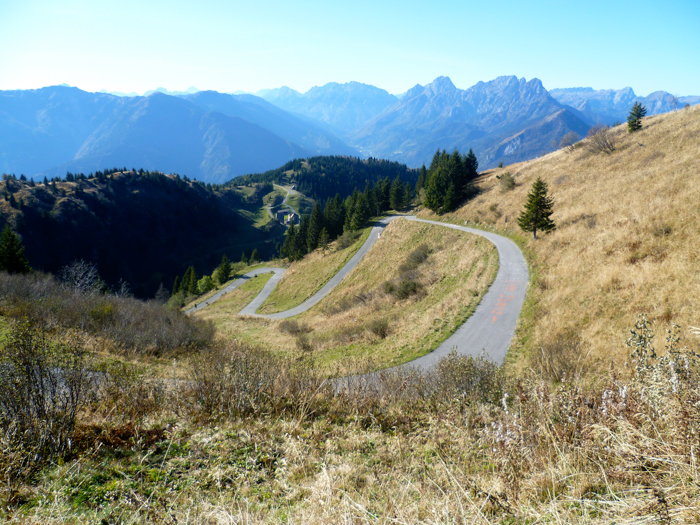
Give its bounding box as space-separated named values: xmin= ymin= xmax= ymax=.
xmin=1 ymin=0 xmax=698 ymax=97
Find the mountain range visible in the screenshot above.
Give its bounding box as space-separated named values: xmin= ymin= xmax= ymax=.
xmin=1 ymin=78 xmax=696 ymax=182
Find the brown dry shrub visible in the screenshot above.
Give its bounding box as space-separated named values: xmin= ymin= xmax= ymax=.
xmin=529 ymin=330 xmax=588 ymax=381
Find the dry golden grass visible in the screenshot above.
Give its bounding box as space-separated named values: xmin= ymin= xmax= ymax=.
xmin=420 ymin=105 xmax=700 ymax=376
xmin=200 ymin=219 xmax=496 ymax=369
xmin=257 ymin=228 xmax=371 ymax=314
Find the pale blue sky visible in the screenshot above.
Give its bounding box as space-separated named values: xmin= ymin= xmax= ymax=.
xmin=1 ymin=0 xmax=698 ymax=96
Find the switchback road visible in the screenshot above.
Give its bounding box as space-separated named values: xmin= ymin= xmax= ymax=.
xmin=187 ymin=216 xmax=528 ymax=367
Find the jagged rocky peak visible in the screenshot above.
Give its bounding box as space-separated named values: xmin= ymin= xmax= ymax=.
xmin=425 ymin=76 xmax=458 ymax=96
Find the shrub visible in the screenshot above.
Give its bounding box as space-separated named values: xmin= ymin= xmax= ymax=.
xmin=585 ymin=124 xmax=616 ymax=154
xmin=366 ymin=318 xmax=390 ymax=339
xmin=559 ymin=131 xmax=580 ymax=152
xmin=529 ymin=330 xmax=587 ymax=382
xmin=0 ymin=321 xmax=93 ymax=502
xmin=187 ymin=342 xmax=278 ymax=421
xmin=0 ymin=272 xmax=214 ymax=354
xmin=278 ymin=319 xmax=312 ymax=334
xmin=399 ymin=244 xmax=430 ymax=274
xmin=196 ymin=275 xmax=215 ymax=294
xmin=497 ymin=171 xmax=516 ymax=192
xmin=336 ymin=230 xmax=362 ymax=251
xmin=432 ymin=350 xmax=507 ymax=405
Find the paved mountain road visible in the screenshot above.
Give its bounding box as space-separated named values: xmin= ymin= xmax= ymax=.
xmin=187 ymin=216 xmax=528 ymax=367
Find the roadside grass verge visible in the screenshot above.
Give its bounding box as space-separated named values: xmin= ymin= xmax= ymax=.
xmin=256 ymin=227 xmax=371 ymax=314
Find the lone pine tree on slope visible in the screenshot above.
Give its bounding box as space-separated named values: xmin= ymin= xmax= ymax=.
xmin=518 ymin=177 xmax=556 ymax=239
xmin=627 ymin=101 xmax=647 ymax=133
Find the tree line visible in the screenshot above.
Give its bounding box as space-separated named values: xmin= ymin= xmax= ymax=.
xmin=232 ymin=156 xmax=420 ymax=203
xmin=419 ymin=148 xmax=479 ymax=214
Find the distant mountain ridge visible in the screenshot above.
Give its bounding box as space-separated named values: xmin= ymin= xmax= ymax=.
xmin=0 ymin=86 xmax=355 ymax=183
xmin=259 ymin=82 xmax=399 ymax=135
xmin=549 ymin=86 xmax=700 ymax=125
xmin=2 ymin=78 xmax=697 ymax=181
xmin=349 ymin=75 xmax=590 ymax=168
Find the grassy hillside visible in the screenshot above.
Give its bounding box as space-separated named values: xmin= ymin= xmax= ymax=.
xmin=418 ymin=104 xmax=700 ymax=377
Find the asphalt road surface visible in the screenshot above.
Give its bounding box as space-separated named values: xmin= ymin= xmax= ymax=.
xmin=188 ymin=216 xmax=528 ymax=367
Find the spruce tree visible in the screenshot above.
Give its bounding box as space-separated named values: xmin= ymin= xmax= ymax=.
xmin=627 ymin=102 xmax=647 ymax=133
xmin=172 ymin=275 xmax=181 ymax=296
xmin=518 ymin=177 xmax=556 ymax=239
xmin=318 ymin=227 xmax=330 ymax=255
xmin=416 ymin=165 xmax=427 ymax=192
xmin=464 ymin=149 xmax=479 ymax=179
xmin=0 ymin=226 xmax=31 ymax=274
xmin=306 ymin=202 xmax=324 ymax=252
xmin=350 ymin=193 xmax=370 ymax=231
xmin=281 ymin=223 xmax=297 ymax=260
xmin=250 ymin=249 xmax=259 ymax=263
xmin=425 ymin=167 xmax=449 ymax=213
xmin=389 ymin=177 xmax=405 ymax=210
xmin=186 ymin=266 xmax=198 ymax=295
xmin=217 ymin=254 xmax=231 ymax=284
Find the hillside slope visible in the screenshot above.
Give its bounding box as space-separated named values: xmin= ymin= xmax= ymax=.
xmin=419 ymin=104 xmax=700 ymax=373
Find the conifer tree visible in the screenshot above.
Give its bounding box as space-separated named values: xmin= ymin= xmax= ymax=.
xmin=185 ymin=266 xmax=198 ymax=295
xmin=306 ymin=202 xmax=324 ymax=252
xmin=318 ymin=227 xmax=330 ymax=255
xmin=402 ymin=184 xmax=412 ymax=209
xmin=464 ymin=148 xmax=479 ymax=179
xmin=518 ymin=177 xmax=556 ymax=239
xmin=292 ymin=218 xmax=308 ymax=260
xmin=389 ymin=177 xmax=404 ymax=210
xmin=250 ymin=249 xmax=259 ymax=263
xmin=425 ymin=167 xmax=449 ymax=213
xmin=172 ymin=275 xmax=181 ymax=296
xmin=627 ymin=102 xmax=647 ymax=133
xmin=281 ymin=223 xmax=297 ymax=260
xmin=216 ymin=254 xmax=231 ymax=284
xmin=416 ymin=165 xmax=427 ymax=192
xmin=0 ymin=226 xmax=31 ymax=274
xmin=350 ymin=192 xmax=370 ymax=231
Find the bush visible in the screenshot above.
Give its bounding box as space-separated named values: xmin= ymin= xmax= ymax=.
xmin=366 ymin=318 xmax=390 ymax=339
xmin=278 ymin=319 xmax=312 ymax=334
xmin=0 ymin=272 xmax=214 ymax=354
xmin=0 ymin=321 xmax=93 ymax=501
xmin=197 ymin=275 xmax=215 ymax=294
xmin=585 ymin=124 xmax=616 ymax=154
xmin=336 ymin=230 xmax=362 ymax=251
xmin=529 ymin=330 xmax=587 ymax=382
xmin=187 ymin=342 xmax=277 ymax=421
xmin=497 ymin=171 xmax=516 ymax=192
xmin=399 ymin=244 xmax=430 ymax=274
xmin=432 ymin=351 xmax=507 ymax=405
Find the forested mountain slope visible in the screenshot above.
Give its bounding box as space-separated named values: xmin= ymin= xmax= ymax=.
xmin=0 ymin=170 xmax=285 ymax=297
xmin=234 ymin=155 xmax=419 ymax=202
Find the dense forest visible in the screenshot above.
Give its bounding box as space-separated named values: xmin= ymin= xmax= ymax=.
xmin=232 ymin=156 xmax=420 ymax=202
xmin=0 ymin=170 xmax=284 ymax=298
